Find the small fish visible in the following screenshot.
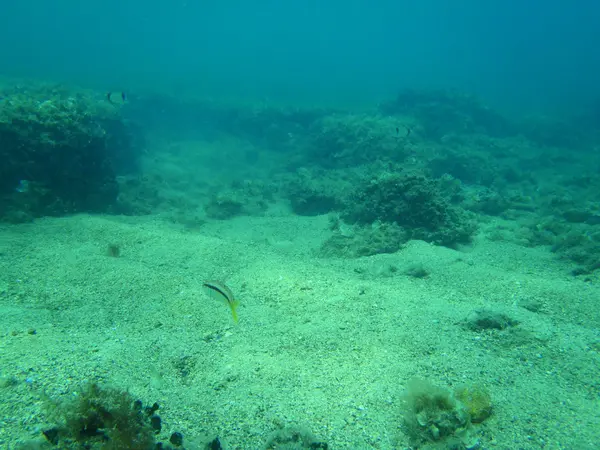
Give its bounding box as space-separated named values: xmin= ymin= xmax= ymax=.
xmin=15 ymin=179 xmax=30 ymax=193
xmin=396 ymin=125 xmax=411 ymax=138
xmin=202 ymin=280 xmax=240 ymax=323
xmin=106 ymin=91 xmax=127 ymax=106
xmin=585 ymin=215 xmax=600 ymax=225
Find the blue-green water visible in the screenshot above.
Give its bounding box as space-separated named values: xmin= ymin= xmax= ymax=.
xmin=0 ymin=1 xmax=599 ymax=449
xmin=2 ymin=0 xmax=599 ymax=112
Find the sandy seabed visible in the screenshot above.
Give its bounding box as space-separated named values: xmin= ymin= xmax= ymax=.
xmin=0 ymin=212 xmax=598 ymax=449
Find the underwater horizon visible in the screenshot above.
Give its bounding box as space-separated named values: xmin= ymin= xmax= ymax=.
xmin=1 ymin=1 xmax=599 ymax=448
xmin=2 ymin=0 xmax=600 ymax=113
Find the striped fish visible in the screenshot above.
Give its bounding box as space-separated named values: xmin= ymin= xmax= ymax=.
xmin=202 ymin=280 xmax=240 ymax=323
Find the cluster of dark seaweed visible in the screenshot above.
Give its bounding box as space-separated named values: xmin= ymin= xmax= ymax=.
xmin=42 ymin=383 xmax=189 ymax=450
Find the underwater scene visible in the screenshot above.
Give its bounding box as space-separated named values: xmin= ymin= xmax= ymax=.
xmin=1 ymin=1 xmax=599 ymax=449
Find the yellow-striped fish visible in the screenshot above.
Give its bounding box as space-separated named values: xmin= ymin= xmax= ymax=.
xmin=202 ymin=280 xmax=240 ymax=323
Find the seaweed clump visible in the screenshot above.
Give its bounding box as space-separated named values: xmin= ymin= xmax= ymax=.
xmin=321 ymin=220 xmax=408 ymax=257
xmin=401 ymin=379 xmax=470 ymax=446
xmin=341 ymin=171 xmax=476 ymax=249
xmin=549 ymin=225 xmax=600 ymax=275
xmin=454 ymin=385 xmax=493 ymax=424
xmin=285 ymin=168 xmax=348 ymax=216
xmin=264 ymin=425 xmax=328 ymax=449
xmin=42 ymin=383 xmax=159 ymax=449
xmin=401 ymin=379 xmax=492 ymax=448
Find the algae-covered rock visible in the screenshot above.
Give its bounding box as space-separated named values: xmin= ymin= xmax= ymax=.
xmin=464 ymin=309 xmax=519 ymax=331
xmin=321 ymin=221 xmax=408 ymax=257
xmin=42 ymin=383 xmax=157 ymax=449
xmin=204 ymin=193 xmax=245 ymax=219
xmin=0 ymin=82 xmax=138 ymax=221
xmin=309 ymin=113 xmax=408 ymax=168
xmin=285 ymin=167 xmax=349 ymax=216
xmin=454 ymin=384 xmax=493 ymax=424
xmin=342 ymin=171 xmax=476 ymax=248
xmin=381 ymin=88 xmax=514 ymax=140
xmin=401 ymin=379 xmax=471 ymax=446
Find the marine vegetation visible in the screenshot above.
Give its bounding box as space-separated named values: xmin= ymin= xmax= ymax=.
xmin=380 ymin=88 xmax=514 ymax=140
xmin=321 ymin=220 xmax=408 ymax=257
xmin=0 ymin=82 xmax=138 ymax=222
xmin=454 ymin=384 xmax=493 ymax=424
xmin=401 ymin=379 xmax=492 ymax=448
xmin=330 ymin=171 xmax=476 ymax=255
xmin=202 ymin=280 xmax=240 ymax=323
xmin=309 ymin=113 xmax=409 ymax=168
xmin=284 ymin=167 xmax=349 ymax=216
xmin=264 ymin=425 xmax=328 ymax=449
xmin=204 ymin=193 xmax=246 ymax=219
xmin=41 ymin=383 xmax=160 ymax=449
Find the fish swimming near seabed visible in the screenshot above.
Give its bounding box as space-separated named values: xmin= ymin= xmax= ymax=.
xmin=106 ymin=91 xmax=127 ymax=106
xmin=15 ymin=179 xmax=30 ymax=193
xmin=202 ymin=280 xmax=240 ymax=323
xmin=396 ymin=125 xmax=411 ymax=138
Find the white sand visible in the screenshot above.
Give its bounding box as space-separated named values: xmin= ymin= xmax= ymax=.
xmin=0 ymin=212 xmax=598 ymax=448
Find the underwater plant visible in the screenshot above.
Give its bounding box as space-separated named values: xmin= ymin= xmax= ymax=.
xmin=401 ymin=379 xmax=470 ymax=446
xmin=454 ymin=384 xmax=493 ymax=424
xmin=400 ymin=379 xmax=494 ymax=447
xmin=310 ymin=113 xmax=406 ymax=168
xmin=42 ymin=383 xmax=159 ymax=449
xmin=342 ymin=171 xmax=476 ymax=249
xmin=264 ymin=425 xmax=328 ymax=449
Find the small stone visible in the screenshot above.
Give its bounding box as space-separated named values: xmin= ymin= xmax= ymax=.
xmin=150 ymin=414 xmax=162 ymax=433
xmin=169 ymin=431 xmax=184 ymax=446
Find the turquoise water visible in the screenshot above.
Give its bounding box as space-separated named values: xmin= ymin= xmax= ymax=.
xmin=0 ymin=1 xmax=599 ymax=449
xmin=1 ymin=1 xmax=599 ymax=111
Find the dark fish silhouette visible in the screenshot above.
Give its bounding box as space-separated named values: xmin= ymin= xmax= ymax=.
xmin=396 ymin=125 xmax=411 ymax=138
xmin=106 ymin=91 xmax=127 ymax=105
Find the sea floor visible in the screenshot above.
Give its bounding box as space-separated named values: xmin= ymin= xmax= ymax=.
xmin=0 ymin=212 xmax=599 ymax=449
